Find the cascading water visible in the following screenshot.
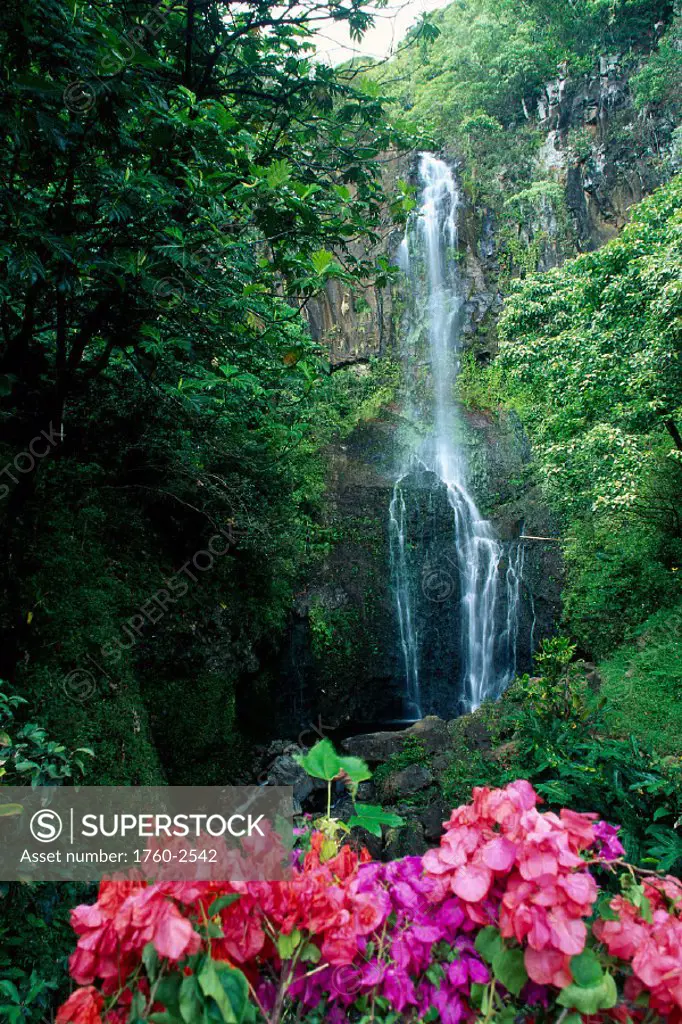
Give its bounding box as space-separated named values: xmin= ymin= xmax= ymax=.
xmin=388 ymin=473 xmax=421 ymax=717
xmin=389 ymin=153 xmax=525 ymax=715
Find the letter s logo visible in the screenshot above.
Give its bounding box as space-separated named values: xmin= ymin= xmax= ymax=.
xmin=30 ymin=809 xmax=63 ymax=843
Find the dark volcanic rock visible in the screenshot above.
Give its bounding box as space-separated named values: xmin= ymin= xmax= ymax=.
xmin=342 ymin=716 xmax=450 ymax=763
xmin=421 ymin=800 xmax=449 ymax=843
xmin=266 ymin=754 xmax=313 ymax=807
xmin=383 ymin=817 xmax=428 ymax=859
xmin=381 ymin=763 xmax=433 ymax=800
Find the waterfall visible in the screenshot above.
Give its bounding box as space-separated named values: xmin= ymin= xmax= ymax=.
xmin=390 ymin=153 xmax=525 ymax=715
xmin=388 ymin=474 xmax=421 ymax=719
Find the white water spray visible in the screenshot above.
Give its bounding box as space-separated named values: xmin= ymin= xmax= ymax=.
xmin=390 ymin=153 xmax=524 ymax=713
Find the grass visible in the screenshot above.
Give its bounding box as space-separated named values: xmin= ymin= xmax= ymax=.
xmin=599 ymin=599 xmax=682 ymax=755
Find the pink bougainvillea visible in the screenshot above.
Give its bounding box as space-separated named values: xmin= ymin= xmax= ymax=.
xmin=421 ymin=779 xmax=601 ymax=988
xmin=57 ymin=781 xmax=682 ymax=1024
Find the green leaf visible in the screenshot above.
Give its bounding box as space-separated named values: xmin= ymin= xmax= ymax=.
xmin=198 ymin=960 xmax=249 ymax=1024
xmin=142 ymin=942 xmax=159 ymax=982
xmin=299 ymin=943 xmax=321 ymax=964
xmin=179 ymin=974 xmax=204 ymax=1024
xmin=310 ymin=249 xmax=335 ymax=275
xmin=337 ymin=754 xmax=371 ymax=796
xmin=208 ymin=894 xmax=241 ymax=917
xmin=474 ymin=926 xmax=503 ymax=964
xmin=295 ymin=738 xmax=341 ymax=781
xmin=128 ymin=989 xmax=147 ymax=1021
xmin=557 ymin=972 xmax=618 ymax=1014
xmin=469 ymin=983 xmax=486 ymax=1010
xmin=348 ymin=803 xmax=404 ymax=838
xmin=0 ymin=981 xmax=20 ymax=1002
xmin=570 ymin=948 xmax=604 ymax=988
xmin=337 ymin=754 xmax=371 ymax=783
xmin=265 ymin=159 xmax=292 ymax=189
xmin=276 ymin=929 xmax=301 ymax=959
xmin=154 ymin=975 xmax=182 ymax=1018
xmin=639 ymin=895 xmax=654 ymax=924
xmin=596 ymin=894 xmax=619 ymax=921
xmin=492 ymin=947 xmax=528 ymax=996
xmin=426 ymin=963 xmax=445 ymax=986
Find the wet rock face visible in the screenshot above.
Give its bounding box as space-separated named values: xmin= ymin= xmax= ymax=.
xmin=303 ymin=153 xmax=409 ymax=369
xmin=268 ymin=395 xmax=561 ymax=736
xmin=533 ymin=54 xmax=672 ymax=251
xmin=305 ymin=278 xmax=390 ymax=368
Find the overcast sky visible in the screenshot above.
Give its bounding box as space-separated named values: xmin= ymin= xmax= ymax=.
xmin=313 ymin=0 xmax=451 ymax=64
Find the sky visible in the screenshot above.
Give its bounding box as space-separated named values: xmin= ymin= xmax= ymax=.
xmin=313 ymin=0 xmax=451 ymax=65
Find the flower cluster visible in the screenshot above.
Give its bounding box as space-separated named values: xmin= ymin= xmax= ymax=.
xmin=288 ymin=855 xmax=489 ymax=1024
xmin=57 ymin=780 xmax=682 ymax=1024
xmin=595 ymin=874 xmax=682 ymax=1020
xmin=422 ymin=780 xmax=605 ymax=988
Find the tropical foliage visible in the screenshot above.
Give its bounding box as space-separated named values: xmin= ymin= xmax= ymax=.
xmin=498 ymin=175 xmax=682 ymax=654
xmin=0 ymin=0 xmax=411 ymax=779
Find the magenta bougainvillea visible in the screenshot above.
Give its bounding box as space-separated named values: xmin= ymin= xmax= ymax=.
xmin=56 ymin=781 xmax=682 ymax=1024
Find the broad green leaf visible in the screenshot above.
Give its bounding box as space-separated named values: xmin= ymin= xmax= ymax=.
xmin=179 ymin=974 xmax=204 ymax=1024
xmin=0 ymin=980 xmax=20 ymax=1001
xmin=337 ymin=754 xmax=371 ymax=796
xmin=142 ymin=942 xmax=159 ymax=982
xmin=570 ymin=948 xmax=604 ymax=988
xmin=295 ymin=738 xmax=341 ymax=781
xmin=265 ymin=159 xmax=292 ymax=189
xmin=596 ymin=894 xmax=619 ymax=921
xmin=557 ymin=972 xmax=618 ymax=1014
xmin=154 ymin=975 xmax=182 ymax=1018
xmin=198 ymin=960 xmax=249 ymax=1023
xmin=492 ymin=947 xmax=528 ymax=996
xmin=475 ymin=926 xmax=503 ymax=964
xmin=348 ymin=803 xmax=404 ymax=838
xmin=469 ymin=983 xmax=486 ymax=1010
xmin=276 ymin=929 xmax=301 ymax=960
xmin=310 ymin=249 xmax=335 ymax=275
xmin=208 ymin=894 xmax=241 ymax=917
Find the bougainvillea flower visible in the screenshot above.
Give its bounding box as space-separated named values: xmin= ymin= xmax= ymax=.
xmin=58 ymin=780 xmax=682 ymax=1024
xmin=56 ymin=986 xmax=104 ymax=1024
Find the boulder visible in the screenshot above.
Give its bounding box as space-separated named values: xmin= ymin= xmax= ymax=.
xmin=431 ymin=752 xmax=452 ymax=777
xmin=449 ymin=714 xmax=493 ymax=752
xmin=342 ymin=716 xmax=449 ymax=763
xmin=421 ymin=799 xmax=449 ymax=843
xmin=381 ymin=763 xmax=433 ymax=801
xmin=383 ymin=817 xmax=428 ymax=859
xmin=356 ymin=780 xmax=377 ymax=803
xmin=266 ymin=755 xmax=314 ymax=807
